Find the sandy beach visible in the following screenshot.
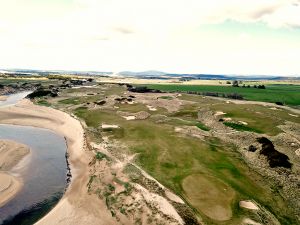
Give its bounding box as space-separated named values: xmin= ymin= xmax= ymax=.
xmin=0 ymin=96 xmax=8 ymax=101
xmin=0 ymin=99 xmax=117 ymax=225
xmin=0 ymin=139 xmax=30 ymax=207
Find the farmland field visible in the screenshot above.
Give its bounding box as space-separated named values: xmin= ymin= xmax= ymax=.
xmin=144 ymin=84 xmax=300 ymax=106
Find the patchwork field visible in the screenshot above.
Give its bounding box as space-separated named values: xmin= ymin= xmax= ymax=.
xmin=144 ymin=84 xmax=300 ymax=106
xmin=36 ymin=83 xmax=300 ymax=225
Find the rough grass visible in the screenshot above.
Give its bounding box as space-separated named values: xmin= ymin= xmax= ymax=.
xmin=145 ymin=84 xmax=300 ymax=106
xmin=208 ymin=102 xmax=300 ymax=136
xmin=223 ymin=122 xmax=262 ymax=133
xmin=73 ymin=106 xmax=295 ymax=225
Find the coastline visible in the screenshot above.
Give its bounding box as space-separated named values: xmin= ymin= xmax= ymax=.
xmin=0 ymin=99 xmax=116 ymax=225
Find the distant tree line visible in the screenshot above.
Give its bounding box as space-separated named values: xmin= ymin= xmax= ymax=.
xmin=229 ymin=80 xmax=266 ymax=89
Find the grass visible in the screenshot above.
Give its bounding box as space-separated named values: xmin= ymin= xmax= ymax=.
xmin=208 ymin=102 xmax=300 ymax=136
xmin=36 ymin=99 xmax=51 ymax=107
xmin=73 ymin=106 xmax=295 ymax=225
xmin=223 ymin=122 xmax=263 ymax=133
xmin=195 ymin=122 xmax=210 ymax=131
xmin=144 ymin=84 xmax=300 ymax=106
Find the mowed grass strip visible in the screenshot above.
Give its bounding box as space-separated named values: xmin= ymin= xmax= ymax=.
xmin=144 ymin=84 xmax=300 ymax=106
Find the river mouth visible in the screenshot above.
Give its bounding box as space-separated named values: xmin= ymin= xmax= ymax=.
xmin=0 ymin=124 xmax=68 ymax=225
xmin=0 ymin=91 xmax=32 ymax=108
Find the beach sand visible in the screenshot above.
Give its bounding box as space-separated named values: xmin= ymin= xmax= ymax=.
xmin=0 ymin=140 xmax=29 ymax=207
xmin=0 ymin=96 xmax=8 ymax=101
xmin=0 ymin=99 xmax=117 ymax=225
xmin=0 ymin=172 xmax=22 ymax=207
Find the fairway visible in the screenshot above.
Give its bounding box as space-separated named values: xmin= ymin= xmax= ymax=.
xmin=144 ymin=84 xmax=300 ymax=106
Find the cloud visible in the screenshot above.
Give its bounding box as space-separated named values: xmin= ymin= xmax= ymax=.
xmin=114 ymin=27 xmax=134 ymax=34
xmin=0 ymin=0 xmax=299 ymax=75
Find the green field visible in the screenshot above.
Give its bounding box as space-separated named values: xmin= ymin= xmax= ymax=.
xmin=144 ymin=84 xmax=300 ymax=106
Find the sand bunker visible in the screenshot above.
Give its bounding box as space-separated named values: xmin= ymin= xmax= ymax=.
xmin=288 ymin=113 xmax=299 ymax=117
xmin=242 ymin=218 xmax=262 ymax=225
xmin=122 ymin=115 xmax=136 ymax=120
xmin=146 ymin=105 xmax=157 ymax=111
xmin=215 ymin=111 xmax=226 ymax=116
xmin=239 ymin=200 xmax=259 ymax=210
xmin=101 ymin=124 xmax=119 ymax=129
xmin=239 ymin=121 xmax=248 ymax=125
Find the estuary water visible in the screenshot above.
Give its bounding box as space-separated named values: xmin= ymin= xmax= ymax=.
xmin=0 ymin=93 xmax=68 ymax=225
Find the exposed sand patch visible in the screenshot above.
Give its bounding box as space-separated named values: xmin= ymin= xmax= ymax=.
xmin=288 ymin=113 xmax=299 ymax=117
xmin=239 ymin=200 xmax=259 ymax=210
xmin=239 ymin=121 xmax=248 ymax=125
xmin=135 ymin=184 xmax=184 ymax=224
xmin=165 ymin=190 xmax=185 ymax=204
xmin=242 ymin=218 xmax=262 ymax=225
xmin=0 ymin=95 xmax=8 ymax=101
xmin=101 ymin=124 xmax=119 ymax=129
xmin=0 ymin=172 xmax=22 ymax=207
xmin=214 ymin=111 xmax=226 ymax=116
xmin=0 ymin=139 xmax=30 ymax=171
xmin=182 ymin=174 xmax=235 ymax=221
xmin=147 ymin=105 xmax=157 ymax=111
xmin=223 ymin=117 xmax=232 ymax=121
xmin=119 ymin=111 xmax=150 ymax=120
xmin=122 ymin=115 xmax=136 ymax=120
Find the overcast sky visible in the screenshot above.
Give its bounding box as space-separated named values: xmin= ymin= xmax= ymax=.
xmin=0 ymin=0 xmax=300 ymax=76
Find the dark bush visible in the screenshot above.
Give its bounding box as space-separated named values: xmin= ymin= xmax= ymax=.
xmin=248 ymin=145 xmax=257 ymax=152
xmin=275 ymin=102 xmax=284 ymax=106
xmin=257 ymin=137 xmax=291 ymax=168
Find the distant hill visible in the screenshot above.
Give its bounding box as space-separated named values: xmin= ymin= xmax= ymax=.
xmin=118 ymin=70 xmax=167 ymax=76
xmin=1 ymin=68 xmax=299 ymax=80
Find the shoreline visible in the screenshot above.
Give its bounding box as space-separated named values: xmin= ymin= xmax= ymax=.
xmin=0 ymin=99 xmax=115 ymax=224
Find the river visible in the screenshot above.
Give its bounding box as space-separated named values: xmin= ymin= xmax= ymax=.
xmin=0 ymin=93 xmax=68 ymax=225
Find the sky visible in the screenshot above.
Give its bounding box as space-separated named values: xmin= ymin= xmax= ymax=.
xmin=0 ymin=0 xmax=300 ymax=76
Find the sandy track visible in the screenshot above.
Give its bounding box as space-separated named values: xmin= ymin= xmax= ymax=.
xmin=0 ymin=100 xmax=118 ymax=225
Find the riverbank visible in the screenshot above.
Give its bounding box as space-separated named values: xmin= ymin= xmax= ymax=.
xmin=0 ymin=140 xmax=30 ymax=207
xmin=0 ymin=99 xmax=116 ymax=224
